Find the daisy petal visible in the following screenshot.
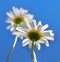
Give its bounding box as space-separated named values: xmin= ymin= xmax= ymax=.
xmin=29 ymin=20 xmax=37 ymax=29
xmin=48 ymin=30 xmax=53 ymax=32
xmin=43 ymin=31 xmax=54 ymax=37
xmin=22 ymin=39 xmax=29 ymax=46
xmin=29 ymin=41 xmax=32 ymax=48
xmin=6 ymin=18 xmax=13 ymax=23
xmin=6 ymin=12 xmax=14 ymax=18
xmin=43 ymin=30 xmax=53 ymax=33
xmin=25 ymin=19 xmax=31 ymax=29
xmin=12 ymin=31 xmax=25 ymax=36
xmin=36 ymin=42 xmax=41 ymax=50
xmin=12 ymin=6 xmax=18 ymax=16
xmin=46 ymin=43 xmax=49 ymax=47
xmin=37 ymin=21 xmax=42 ymax=31
xmin=26 ymin=14 xmax=34 ymax=20
xmin=19 ymin=8 xmax=28 ymax=15
xmin=7 ymin=25 xmax=11 ymax=30
xmin=7 ymin=25 xmax=15 ymax=31
xmin=38 ymin=41 xmax=44 ymax=43
xmin=16 ymin=27 xmax=26 ymax=33
xmin=20 ymin=23 xmax=29 ymax=29
xmin=38 ymin=21 xmax=42 ymax=25
xmin=41 ymin=39 xmax=49 ymax=47
xmin=41 ymin=24 xmax=49 ymax=31
xmin=44 ymin=36 xmax=54 ymax=41
xmin=20 ymin=36 xmax=23 ymax=39
xmin=16 ymin=26 xmax=28 ymax=32
xmin=10 ymin=26 xmax=15 ymax=31
xmin=50 ymin=32 xmax=54 ymax=36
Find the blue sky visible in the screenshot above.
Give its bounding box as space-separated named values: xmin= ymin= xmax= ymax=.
xmin=0 ymin=0 xmax=60 ymax=62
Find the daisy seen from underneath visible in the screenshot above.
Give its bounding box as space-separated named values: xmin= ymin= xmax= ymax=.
xmin=6 ymin=6 xmax=34 ymax=62
xmin=16 ymin=20 xmax=54 ymax=62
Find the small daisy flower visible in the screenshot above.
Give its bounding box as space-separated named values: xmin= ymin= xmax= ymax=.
xmin=6 ymin=6 xmax=34 ymax=62
xmin=6 ymin=6 xmax=33 ymax=34
xmin=16 ymin=20 xmax=54 ymax=62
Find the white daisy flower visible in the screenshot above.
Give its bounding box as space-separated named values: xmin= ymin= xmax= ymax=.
xmin=6 ymin=6 xmax=34 ymax=62
xmin=16 ymin=20 xmax=54 ymax=62
xmin=6 ymin=6 xmax=33 ymax=34
xmin=16 ymin=20 xmax=54 ymax=50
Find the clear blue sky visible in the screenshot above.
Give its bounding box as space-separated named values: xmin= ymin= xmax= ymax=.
xmin=0 ymin=0 xmax=60 ymax=62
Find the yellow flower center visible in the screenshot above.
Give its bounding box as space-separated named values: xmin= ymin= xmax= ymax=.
xmin=13 ymin=16 xmax=25 ymax=25
xmin=26 ymin=30 xmax=43 ymax=41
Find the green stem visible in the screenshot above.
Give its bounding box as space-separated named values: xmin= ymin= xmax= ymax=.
xmin=6 ymin=36 xmax=18 ymax=62
xmin=31 ymin=41 xmax=37 ymax=62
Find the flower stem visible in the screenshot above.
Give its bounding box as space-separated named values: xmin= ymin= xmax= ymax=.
xmin=31 ymin=41 xmax=37 ymax=62
xmin=6 ymin=36 xmax=18 ymax=62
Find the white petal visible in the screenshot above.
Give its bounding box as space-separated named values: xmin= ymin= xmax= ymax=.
xmin=41 ymin=39 xmax=49 ymax=47
xmin=22 ymin=39 xmax=29 ymax=46
xmin=41 ymin=24 xmax=49 ymax=31
xmin=6 ymin=18 xmax=13 ymax=23
xmin=22 ymin=39 xmax=28 ymax=43
xmin=38 ymin=21 xmax=42 ymax=25
xmin=20 ymin=23 xmax=29 ymax=29
xmin=36 ymin=42 xmax=41 ymax=50
xmin=50 ymin=32 xmax=54 ymax=36
xmin=37 ymin=21 xmax=42 ymax=31
xmin=25 ymin=19 xmax=31 ymax=29
xmin=48 ymin=30 xmax=53 ymax=32
xmin=29 ymin=41 xmax=32 ymax=48
xmin=12 ymin=6 xmax=18 ymax=15
xmin=12 ymin=31 xmax=25 ymax=36
xmin=29 ymin=19 xmax=37 ymax=29
xmin=16 ymin=26 xmax=27 ymax=32
xmin=7 ymin=25 xmax=15 ymax=31
xmin=20 ymin=36 xmax=23 ymax=39
xmin=26 ymin=14 xmax=34 ymax=20
xmin=10 ymin=26 xmax=15 ymax=31
xmin=43 ymin=30 xmax=53 ymax=33
xmin=19 ymin=8 xmax=28 ymax=15
xmin=29 ymin=43 xmax=32 ymax=49
xmin=7 ymin=25 xmax=11 ymax=30
xmin=44 ymin=36 xmax=54 ymax=41
xmin=43 ymin=31 xmax=54 ymax=37
xmin=6 ymin=12 xmax=14 ymax=18
xmin=16 ymin=27 xmax=26 ymax=33
xmin=39 ymin=41 xmax=44 ymax=43
xmin=46 ymin=43 xmax=49 ymax=47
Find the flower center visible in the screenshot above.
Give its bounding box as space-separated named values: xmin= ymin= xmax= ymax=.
xmin=26 ymin=30 xmax=43 ymax=41
xmin=13 ymin=16 xmax=25 ymax=25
